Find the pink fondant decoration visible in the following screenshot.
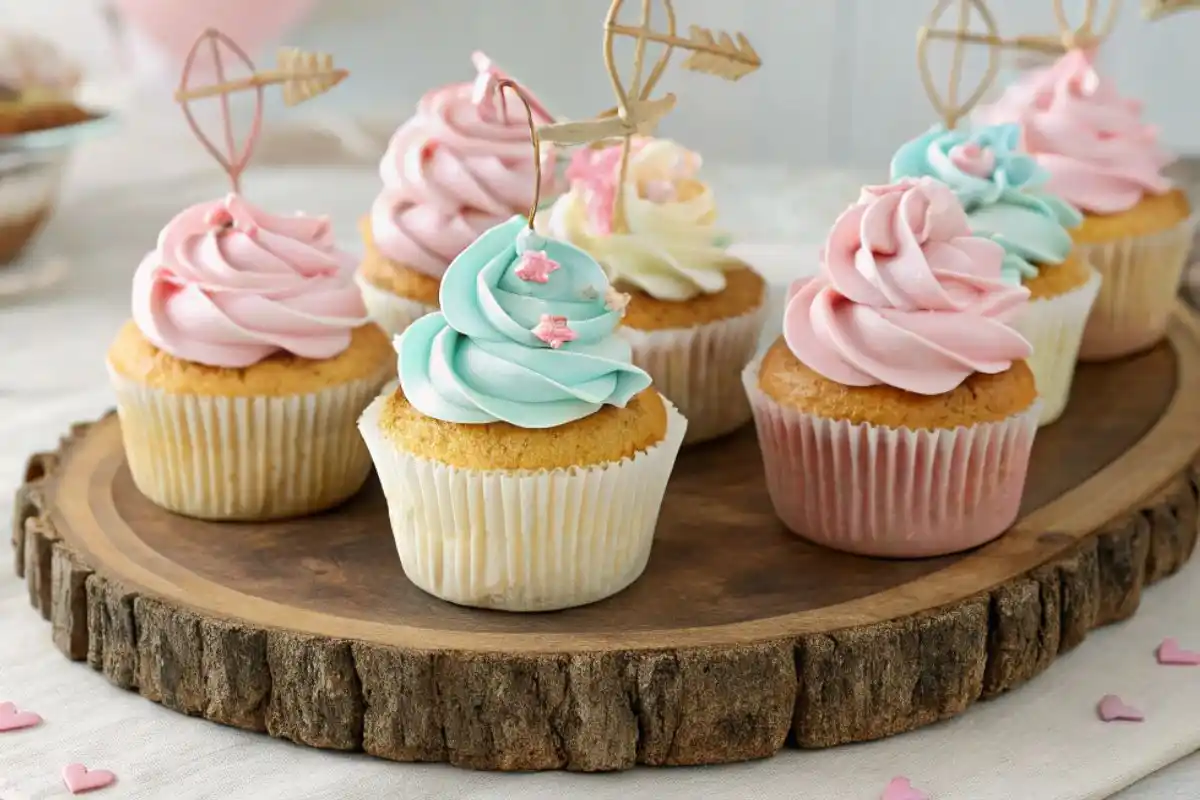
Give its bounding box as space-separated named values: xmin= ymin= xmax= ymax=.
xmin=514 ymin=250 xmax=560 ymax=283
xmin=881 ymin=776 xmax=929 ymax=800
xmin=1157 ymin=638 xmax=1200 ymax=666
xmin=947 ymin=142 xmax=996 ymax=178
xmin=1097 ymin=694 xmax=1144 ymax=722
xmin=62 ymin=764 xmax=116 ymax=795
xmin=0 ymin=702 xmax=42 ymax=732
xmin=532 ymin=314 xmax=577 ymax=349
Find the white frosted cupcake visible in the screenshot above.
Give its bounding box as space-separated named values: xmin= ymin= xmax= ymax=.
xmin=107 ymin=194 xmax=393 ymax=521
xmin=538 ymin=137 xmax=766 ymax=444
xmin=891 ymin=123 xmax=1099 ymax=426
xmin=359 ymin=216 xmax=686 ymax=612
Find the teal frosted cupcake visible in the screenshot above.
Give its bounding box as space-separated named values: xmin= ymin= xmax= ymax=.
xmin=891 ymin=123 xmax=1100 ymax=426
xmin=358 ymin=216 xmax=686 ymax=612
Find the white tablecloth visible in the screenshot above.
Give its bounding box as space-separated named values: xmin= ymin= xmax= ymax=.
xmin=1 ymin=119 xmax=1199 ymax=800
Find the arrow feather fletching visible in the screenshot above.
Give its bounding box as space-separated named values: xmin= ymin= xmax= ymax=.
xmin=276 ymin=48 xmax=348 ymax=106
xmin=680 ymin=24 xmax=762 ymax=81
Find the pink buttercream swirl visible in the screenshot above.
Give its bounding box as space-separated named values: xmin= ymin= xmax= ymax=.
xmin=369 ymin=53 xmax=557 ymax=278
xmin=978 ymin=49 xmax=1173 ymax=215
xmin=132 ymin=193 xmax=368 ymax=368
xmin=784 ymin=178 xmax=1032 ymax=396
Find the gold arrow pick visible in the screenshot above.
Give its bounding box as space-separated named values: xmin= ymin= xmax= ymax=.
xmin=1142 ymin=0 xmax=1200 ymax=18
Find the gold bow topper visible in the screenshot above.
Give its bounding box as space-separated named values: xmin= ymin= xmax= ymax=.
xmin=1142 ymin=0 xmax=1200 ymax=17
xmin=537 ymin=0 xmax=762 ymax=234
xmin=174 ymin=29 xmax=348 ymax=193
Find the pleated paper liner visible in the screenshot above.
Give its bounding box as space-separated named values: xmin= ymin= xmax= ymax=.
xmin=743 ymin=357 xmax=1041 ymax=558
xmin=359 ymin=392 xmax=687 ymax=612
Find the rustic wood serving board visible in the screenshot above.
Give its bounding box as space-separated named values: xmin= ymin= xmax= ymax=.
xmin=12 ymin=303 xmax=1200 ymax=772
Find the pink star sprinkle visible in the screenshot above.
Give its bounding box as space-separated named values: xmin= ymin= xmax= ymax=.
xmin=514 ymin=250 xmax=560 ymax=283
xmin=604 ymin=286 xmax=631 ymax=316
xmin=532 ymin=314 xmax=576 ymax=349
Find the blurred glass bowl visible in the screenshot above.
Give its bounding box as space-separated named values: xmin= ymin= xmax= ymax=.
xmin=0 ymin=111 xmax=116 ymax=266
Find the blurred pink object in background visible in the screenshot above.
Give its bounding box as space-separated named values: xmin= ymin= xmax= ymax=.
xmin=108 ymin=0 xmax=318 ymax=76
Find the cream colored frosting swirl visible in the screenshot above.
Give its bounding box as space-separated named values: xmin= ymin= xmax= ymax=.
xmin=538 ymin=138 xmax=730 ymax=302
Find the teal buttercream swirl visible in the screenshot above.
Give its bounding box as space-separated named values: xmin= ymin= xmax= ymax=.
xmin=890 ymin=123 xmax=1082 ymax=284
xmin=396 ymin=215 xmax=652 ymax=428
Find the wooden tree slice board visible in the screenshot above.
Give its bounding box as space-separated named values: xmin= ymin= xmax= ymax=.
xmin=12 ymin=304 xmax=1200 ymax=772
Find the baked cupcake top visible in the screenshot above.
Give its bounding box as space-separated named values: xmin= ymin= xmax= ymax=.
xmin=890 ymin=123 xmax=1081 ymax=285
xmin=537 ymin=137 xmax=732 ymax=302
xmin=396 ymin=215 xmax=652 ymax=428
xmin=976 ymin=49 xmax=1173 ymax=216
xmin=132 ymin=193 xmax=369 ymax=368
xmin=370 ymin=53 xmax=557 ymax=279
xmin=0 ymin=31 xmax=80 ymax=103
xmin=784 ymin=178 xmax=1031 ymax=396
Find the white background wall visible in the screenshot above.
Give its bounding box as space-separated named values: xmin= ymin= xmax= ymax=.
xmin=7 ymin=0 xmax=1200 ymax=167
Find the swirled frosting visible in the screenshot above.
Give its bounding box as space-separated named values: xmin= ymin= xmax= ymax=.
xmin=0 ymin=32 xmax=80 ymax=99
xmin=132 ymin=194 xmax=369 ymax=368
xmin=537 ymin=138 xmax=731 ymax=302
xmin=397 ymin=216 xmax=651 ymax=428
xmin=369 ymin=55 xmax=557 ymax=279
xmin=977 ymin=49 xmax=1173 ymax=215
xmin=890 ymin=123 xmax=1081 ymax=284
xmin=784 ymin=178 xmax=1032 ymax=396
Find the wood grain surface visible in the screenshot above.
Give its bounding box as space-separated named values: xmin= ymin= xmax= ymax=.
xmin=12 ymin=304 xmax=1200 ymax=771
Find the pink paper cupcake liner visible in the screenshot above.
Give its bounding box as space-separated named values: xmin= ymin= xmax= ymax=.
xmin=742 ymin=360 xmax=1041 ymax=558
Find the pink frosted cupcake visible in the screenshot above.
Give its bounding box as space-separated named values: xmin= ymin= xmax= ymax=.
xmin=743 ymin=178 xmax=1041 ymax=558
xmin=357 ymin=53 xmax=558 ymax=335
xmin=979 ymin=49 xmax=1194 ymax=361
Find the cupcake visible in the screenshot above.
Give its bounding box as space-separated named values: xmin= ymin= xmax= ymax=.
xmin=359 ymin=215 xmax=687 ymax=611
xmin=0 ymin=32 xmax=87 ymax=265
xmin=107 ymin=193 xmax=394 ymax=521
xmin=978 ymin=49 xmax=1193 ymax=361
xmin=891 ymin=123 xmax=1100 ymax=426
xmin=358 ymin=53 xmax=558 ymax=336
xmin=744 ymin=178 xmax=1040 ymax=558
xmin=538 ymin=137 xmax=767 ymax=444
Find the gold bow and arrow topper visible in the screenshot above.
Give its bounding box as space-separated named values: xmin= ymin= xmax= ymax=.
xmin=173 ymin=29 xmax=348 ymax=193
xmin=537 ymin=0 xmax=761 ymax=233
xmin=1142 ymin=0 xmax=1200 ymax=18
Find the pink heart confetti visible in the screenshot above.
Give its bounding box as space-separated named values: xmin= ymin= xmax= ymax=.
xmin=1157 ymin=638 xmax=1200 ymax=666
xmin=881 ymin=776 xmax=929 ymax=800
xmin=0 ymin=702 xmax=42 ymax=732
xmin=62 ymin=764 xmax=116 ymax=795
xmin=1097 ymin=694 xmax=1144 ymax=722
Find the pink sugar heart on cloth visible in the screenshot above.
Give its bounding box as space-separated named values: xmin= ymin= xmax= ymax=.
xmin=62 ymin=764 xmax=116 ymax=795
xmin=1097 ymin=694 xmax=1144 ymax=722
xmin=0 ymin=701 xmax=42 ymax=732
xmin=882 ymin=776 xmax=929 ymax=800
xmin=1157 ymin=638 xmax=1200 ymax=665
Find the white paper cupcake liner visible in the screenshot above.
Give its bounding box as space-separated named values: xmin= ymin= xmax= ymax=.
xmin=742 ymin=358 xmax=1041 ymax=558
xmin=1077 ymin=212 xmax=1198 ymax=361
xmin=108 ymin=367 xmax=390 ymax=521
xmin=619 ymin=303 xmax=767 ymax=445
xmin=355 ymin=271 xmax=437 ymax=338
xmin=1013 ymin=265 xmax=1102 ymax=427
xmin=358 ymin=393 xmax=687 ymax=611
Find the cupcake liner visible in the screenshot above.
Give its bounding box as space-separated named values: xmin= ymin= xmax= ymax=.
xmin=742 ymin=359 xmax=1041 ymax=558
xmin=1077 ymin=212 xmax=1198 ymax=361
xmin=0 ymin=154 xmax=65 ymax=265
xmin=619 ymin=303 xmax=767 ymax=445
xmin=358 ymin=393 xmax=688 ymax=611
xmin=1013 ymin=265 xmax=1102 ymax=427
xmin=355 ymin=271 xmax=437 ymax=337
xmin=108 ymin=367 xmax=390 ymax=521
